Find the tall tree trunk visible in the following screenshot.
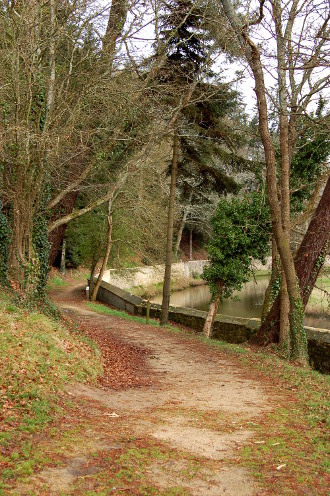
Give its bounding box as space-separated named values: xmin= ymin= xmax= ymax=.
xmin=89 ymin=259 xmax=99 ymax=295
xmin=219 ymin=0 xmax=307 ymax=363
xmin=279 ymin=273 xmax=290 ymax=353
xmin=91 ymin=200 xmax=113 ymax=302
xmin=253 ymin=49 xmax=305 ymax=361
xmin=45 ymin=0 xmax=56 ymax=121
xmin=60 ymin=239 xmax=66 ymax=275
xmin=174 ymin=208 xmax=189 ymax=258
xmin=253 ymin=177 xmax=330 ymax=344
xmin=160 ymin=123 xmax=179 ymax=325
xmin=48 ymin=191 xmax=79 ymax=266
xmin=103 ymin=0 xmax=129 ymax=68
xmin=203 ymin=285 xmax=223 ymax=338
xmin=273 ymin=0 xmax=297 ymax=355
xmin=261 ymin=237 xmax=280 ymax=321
xmin=10 ymin=194 xmax=34 ymax=289
xmin=295 ymin=177 xmax=330 ymax=306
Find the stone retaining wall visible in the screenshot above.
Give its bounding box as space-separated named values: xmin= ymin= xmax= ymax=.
xmin=100 ymin=258 xmax=275 ymax=290
xmin=92 ymin=279 xmax=330 ymax=374
xmin=101 ymin=261 xmax=210 ymax=290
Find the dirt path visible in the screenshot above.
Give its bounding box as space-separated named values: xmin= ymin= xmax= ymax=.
xmin=28 ymin=284 xmax=279 ymax=495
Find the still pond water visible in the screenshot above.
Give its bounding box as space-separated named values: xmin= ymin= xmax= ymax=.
xmin=152 ymin=276 xmax=330 ymax=330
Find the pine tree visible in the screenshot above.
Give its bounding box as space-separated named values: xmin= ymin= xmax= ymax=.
xmin=158 ymin=0 xmax=211 ymax=324
xmin=157 ymin=0 xmax=256 ymax=323
xmin=157 ymin=0 xmax=209 ymax=82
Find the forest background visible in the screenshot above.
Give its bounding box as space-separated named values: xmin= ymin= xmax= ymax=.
xmin=0 ymin=0 xmax=329 ymax=364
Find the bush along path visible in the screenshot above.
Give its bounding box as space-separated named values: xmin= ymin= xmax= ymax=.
xmin=1 ymin=279 xmax=329 ymax=495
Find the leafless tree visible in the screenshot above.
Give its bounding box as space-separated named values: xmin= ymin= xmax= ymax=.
xmin=216 ymin=0 xmax=329 ymax=362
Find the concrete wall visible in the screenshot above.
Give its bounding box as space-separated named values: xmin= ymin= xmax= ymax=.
xmin=92 ymin=279 xmax=330 ymax=374
xmin=101 ymin=260 xmax=209 ymax=290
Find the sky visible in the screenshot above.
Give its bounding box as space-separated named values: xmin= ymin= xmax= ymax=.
xmin=95 ymin=0 xmax=258 ymax=114
xmin=95 ymin=0 xmax=329 ymax=117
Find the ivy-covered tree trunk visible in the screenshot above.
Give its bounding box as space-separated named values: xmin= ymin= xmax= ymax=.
xmin=261 ymin=238 xmax=280 ymax=321
xmin=8 ymin=199 xmax=51 ymax=299
xmin=0 ymin=201 xmax=10 ymax=285
xmin=10 ymin=196 xmax=35 ymax=291
xmin=279 ymin=273 xmax=290 ymax=353
xmin=252 ymin=45 xmax=306 ymax=363
xmin=253 ymin=177 xmax=330 ymax=345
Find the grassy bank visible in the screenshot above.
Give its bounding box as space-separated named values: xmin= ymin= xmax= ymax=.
xmin=86 ymin=301 xmax=183 ymax=334
xmin=0 ymin=290 xmax=102 ymax=493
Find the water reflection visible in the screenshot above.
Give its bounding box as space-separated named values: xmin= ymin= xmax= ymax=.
xmin=152 ymin=277 xmax=330 ymax=329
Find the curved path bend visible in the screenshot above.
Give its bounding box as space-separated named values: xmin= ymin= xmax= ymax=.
xmin=47 ymin=283 xmax=277 ymax=495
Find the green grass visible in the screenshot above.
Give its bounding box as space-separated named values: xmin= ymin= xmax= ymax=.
xmin=254 ymin=270 xmax=271 ymax=278
xmin=129 ymin=277 xmax=205 ymax=300
xmin=316 ymin=275 xmax=330 ymax=288
xmin=70 ymin=268 xmax=90 ymax=280
xmin=86 ymin=301 xmax=160 ymax=325
xmin=130 ymin=282 xmax=164 ymax=299
xmin=47 ymin=268 xmax=90 ymax=290
xmin=46 ymin=273 xmax=69 ymax=290
xmin=85 ymin=301 xmax=182 ymax=333
xmin=309 ymin=275 xmax=330 ymax=305
xmin=0 ymin=289 xmax=102 ymax=488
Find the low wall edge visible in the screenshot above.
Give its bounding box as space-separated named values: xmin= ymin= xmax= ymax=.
xmin=91 ymin=279 xmax=330 ymax=374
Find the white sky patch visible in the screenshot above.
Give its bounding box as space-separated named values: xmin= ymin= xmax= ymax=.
xmin=94 ymin=0 xmax=329 ymax=117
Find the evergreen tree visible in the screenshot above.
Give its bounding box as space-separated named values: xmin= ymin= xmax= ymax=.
xmin=203 ymin=192 xmax=271 ymax=337
xmin=156 ymin=0 xmax=254 ymax=323
xmin=290 ymin=99 xmax=330 ymax=214
xmin=157 ymin=0 xmax=209 ymax=82
xmin=157 ymin=0 xmax=212 ymax=324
